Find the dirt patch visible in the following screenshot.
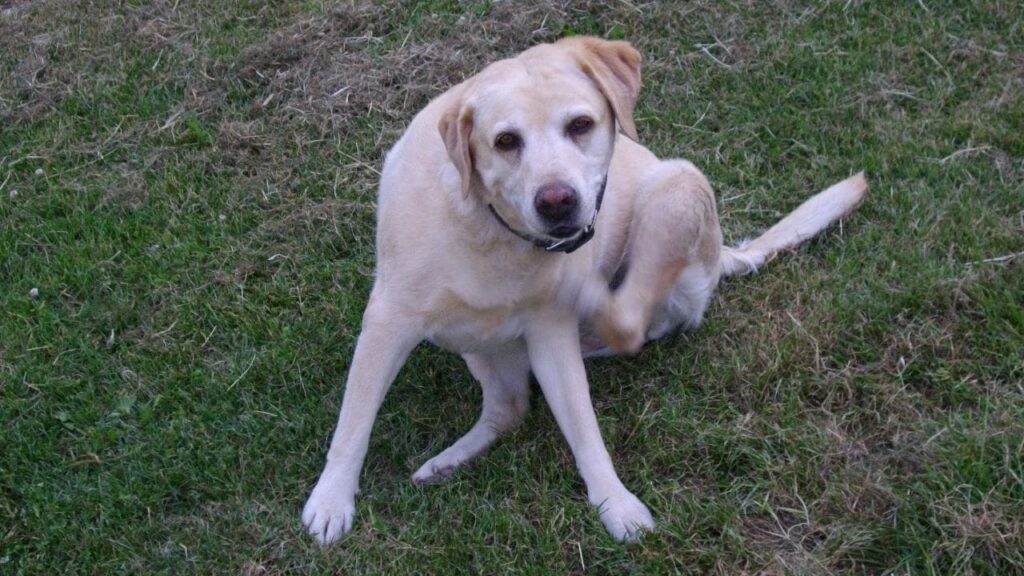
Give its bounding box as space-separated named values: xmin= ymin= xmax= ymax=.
xmin=229 ymin=1 xmax=771 ymax=131
xmin=231 ymin=2 xmax=569 ymax=131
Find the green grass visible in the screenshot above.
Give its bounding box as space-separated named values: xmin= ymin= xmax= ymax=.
xmin=2 ymin=1 xmax=1022 ymax=574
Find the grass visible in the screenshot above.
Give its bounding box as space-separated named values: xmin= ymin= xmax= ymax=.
xmin=1 ymin=0 xmax=1022 ymax=573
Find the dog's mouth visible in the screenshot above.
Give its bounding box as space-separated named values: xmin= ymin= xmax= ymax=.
xmin=547 ymin=224 xmax=583 ymax=239
xmin=536 ymin=216 xmax=596 ymax=253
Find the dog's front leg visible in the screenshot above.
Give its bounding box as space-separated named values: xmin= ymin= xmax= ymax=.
xmin=303 ymin=301 xmax=421 ymax=545
xmin=526 ymin=310 xmax=655 ymax=541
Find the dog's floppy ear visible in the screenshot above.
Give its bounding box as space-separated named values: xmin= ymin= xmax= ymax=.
xmin=438 ymin=97 xmax=475 ymax=199
xmin=560 ymin=37 xmax=642 ymax=141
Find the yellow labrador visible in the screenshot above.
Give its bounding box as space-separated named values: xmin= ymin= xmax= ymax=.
xmin=303 ymin=37 xmax=867 ymax=545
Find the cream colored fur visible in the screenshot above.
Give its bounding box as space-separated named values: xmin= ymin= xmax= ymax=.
xmin=302 ymin=37 xmax=867 ymax=545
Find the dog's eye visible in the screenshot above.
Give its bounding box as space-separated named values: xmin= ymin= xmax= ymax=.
xmin=494 ymin=132 xmax=521 ymax=151
xmin=567 ymin=116 xmax=594 ymax=136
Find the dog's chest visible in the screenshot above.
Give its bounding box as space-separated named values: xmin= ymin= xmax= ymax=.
xmin=423 ymin=290 xmax=531 ymax=353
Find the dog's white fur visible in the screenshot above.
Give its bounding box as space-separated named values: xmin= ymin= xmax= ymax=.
xmin=302 ymin=37 xmax=867 ymax=545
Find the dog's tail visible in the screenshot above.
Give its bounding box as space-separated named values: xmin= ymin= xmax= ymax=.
xmin=719 ymin=172 xmax=868 ymax=277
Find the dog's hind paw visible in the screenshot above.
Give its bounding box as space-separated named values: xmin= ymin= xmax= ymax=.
xmin=411 ymin=439 xmax=483 ymax=485
xmin=592 ymin=302 xmax=646 ymax=355
xmin=411 ymin=460 xmax=458 ymax=485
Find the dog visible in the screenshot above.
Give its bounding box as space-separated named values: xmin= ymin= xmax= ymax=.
xmin=302 ymin=36 xmax=867 ymax=545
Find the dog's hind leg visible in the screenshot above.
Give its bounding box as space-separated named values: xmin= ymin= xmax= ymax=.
xmin=412 ymin=342 xmax=531 ymax=484
xmin=591 ymin=160 xmax=721 ymax=354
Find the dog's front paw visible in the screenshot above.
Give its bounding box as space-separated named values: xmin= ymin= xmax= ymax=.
xmin=594 ymin=490 xmax=655 ymax=542
xmin=302 ymin=469 xmax=358 ymax=546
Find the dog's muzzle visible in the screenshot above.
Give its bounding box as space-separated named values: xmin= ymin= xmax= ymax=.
xmin=488 ymin=176 xmax=606 ymax=254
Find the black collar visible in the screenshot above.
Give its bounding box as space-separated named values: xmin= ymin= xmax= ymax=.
xmin=487 ymin=176 xmax=607 ymax=254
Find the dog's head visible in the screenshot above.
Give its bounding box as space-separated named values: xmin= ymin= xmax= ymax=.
xmin=439 ymin=37 xmax=642 ymax=245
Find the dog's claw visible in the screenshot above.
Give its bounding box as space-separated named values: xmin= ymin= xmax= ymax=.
xmin=303 ymin=468 xmax=358 ymax=546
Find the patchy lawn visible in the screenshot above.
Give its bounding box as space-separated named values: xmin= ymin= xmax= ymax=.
xmin=1 ymin=1 xmax=1021 ymax=574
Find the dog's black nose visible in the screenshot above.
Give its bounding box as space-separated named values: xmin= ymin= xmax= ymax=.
xmin=534 ymin=182 xmax=579 ymax=222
